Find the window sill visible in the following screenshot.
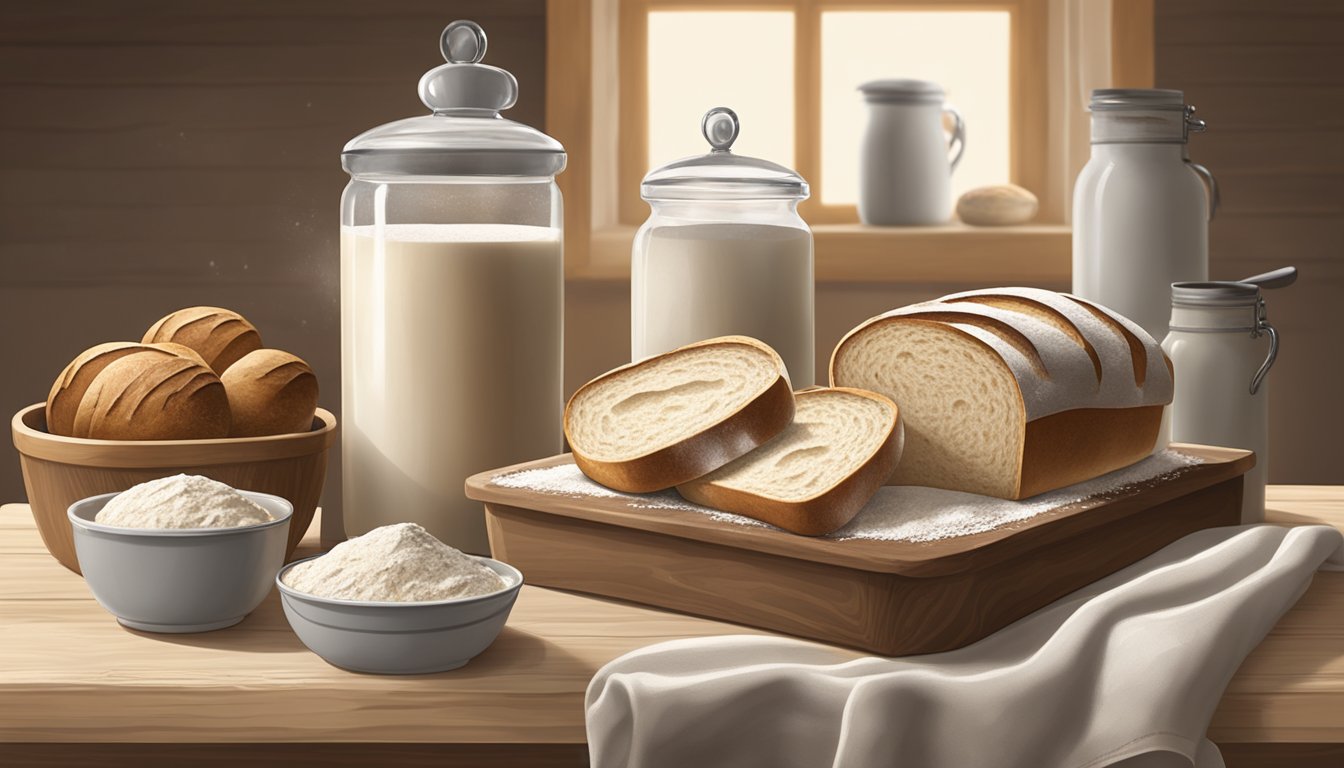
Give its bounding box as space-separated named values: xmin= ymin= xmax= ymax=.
xmin=568 ymin=223 xmax=1072 ymax=284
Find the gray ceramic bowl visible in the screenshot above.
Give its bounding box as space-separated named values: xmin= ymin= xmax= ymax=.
xmin=67 ymin=490 xmax=293 ymax=633
xmin=276 ymin=556 xmax=523 ymax=675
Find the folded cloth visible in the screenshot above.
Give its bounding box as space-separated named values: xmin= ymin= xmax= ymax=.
xmin=586 ymin=524 xmax=1344 ymax=768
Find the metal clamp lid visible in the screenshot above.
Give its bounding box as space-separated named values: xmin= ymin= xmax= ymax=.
xmin=1170 ymin=266 xmax=1297 ymax=394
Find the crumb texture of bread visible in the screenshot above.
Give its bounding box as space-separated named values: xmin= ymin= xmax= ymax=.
xmin=687 ymin=389 xmax=895 ymax=500
xmin=567 ymin=342 xmax=782 ymax=462
xmin=834 ymin=322 xmax=1024 ymax=498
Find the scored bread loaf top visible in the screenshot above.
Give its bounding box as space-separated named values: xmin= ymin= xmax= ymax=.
xmin=836 ymin=287 xmax=1172 ymax=421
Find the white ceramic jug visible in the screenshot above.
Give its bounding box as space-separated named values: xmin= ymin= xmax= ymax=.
xmin=858 ymin=79 xmax=965 ymax=226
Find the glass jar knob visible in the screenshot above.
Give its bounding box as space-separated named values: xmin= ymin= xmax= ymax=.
xmin=418 ymin=19 xmax=517 ymax=114
xmin=441 ymin=19 xmax=487 ymax=63
xmin=702 ymin=107 xmax=740 ymax=153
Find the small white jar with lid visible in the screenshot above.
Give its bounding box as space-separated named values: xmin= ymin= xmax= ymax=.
xmin=1161 ymin=280 xmax=1283 ymax=523
xmin=631 ymin=107 xmax=815 ymax=386
xmin=857 ymin=79 xmax=965 ymax=226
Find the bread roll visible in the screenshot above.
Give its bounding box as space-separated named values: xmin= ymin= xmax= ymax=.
xmin=73 ymin=351 xmax=231 ymax=440
xmin=142 ymin=307 xmax=262 ymax=375
xmin=220 ymin=349 xmax=319 ymax=437
xmin=46 ymin=342 xmax=183 ymax=437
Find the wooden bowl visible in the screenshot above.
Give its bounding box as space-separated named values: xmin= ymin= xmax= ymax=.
xmin=11 ymin=402 xmax=337 ymax=575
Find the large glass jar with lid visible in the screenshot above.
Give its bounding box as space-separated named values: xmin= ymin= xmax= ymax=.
xmin=632 ymin=107 xmax=815 ymax=386
xmin=340 ymin=20 xmax=565 ymax=553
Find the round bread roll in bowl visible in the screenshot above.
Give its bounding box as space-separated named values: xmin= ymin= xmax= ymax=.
xmin=73 ymin=351 xmax=231 ymax=440
xmin=46 ymin=341 xmax=210 ymax=438
xmin=143 ymin=306 xmax=262 ymax=375
xmin=221 ymin=350 xmax=319 ymax=437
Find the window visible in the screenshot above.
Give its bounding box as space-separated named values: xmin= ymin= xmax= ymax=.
xmin=548 ymin=0 xmax=1156 ymax=281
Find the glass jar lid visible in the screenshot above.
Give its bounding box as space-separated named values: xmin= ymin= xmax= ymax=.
xmin=342 ymin=20 xmax=565 ymax=178
xmin=640 ymin=108 xmax=809 ymax=202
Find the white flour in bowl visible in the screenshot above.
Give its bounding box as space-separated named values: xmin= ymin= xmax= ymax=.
xmin=95 ymin=474 xmax=272 ymax=529
xmin=282 ymin=522 xmax=506 ymax=602
xmin=490 ymin=450 xmax=1206 ymax=543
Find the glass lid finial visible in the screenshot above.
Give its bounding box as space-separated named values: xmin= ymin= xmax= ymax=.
xmin=702 ymin=107 xmax=740 ymax=152
xmin=441 ymin=19 xmax=487 ymax=64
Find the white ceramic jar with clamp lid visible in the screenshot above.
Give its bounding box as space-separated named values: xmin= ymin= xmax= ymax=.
xmin=1161 ymin=267 xmax=1296 ymax=523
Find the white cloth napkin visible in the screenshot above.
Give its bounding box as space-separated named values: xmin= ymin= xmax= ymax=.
xmin=586 ymin=524 xmax=1344 ymax=768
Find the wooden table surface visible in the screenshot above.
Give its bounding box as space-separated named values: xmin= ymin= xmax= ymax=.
xmin=2 ymin=487 xmax=1343 ymax=767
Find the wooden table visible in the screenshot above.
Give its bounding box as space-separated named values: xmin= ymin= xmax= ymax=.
xmin=2 ymin=488 xmax=1342 ymax=767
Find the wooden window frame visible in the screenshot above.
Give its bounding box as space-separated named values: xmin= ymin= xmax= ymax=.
xmin=549 ymin=0 xmax=1155 ymax=282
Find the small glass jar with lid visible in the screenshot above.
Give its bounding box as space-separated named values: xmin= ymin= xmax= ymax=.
xmin=339 ymin=20 xmax=566 ymax=553
xmin=631 ymin=107 xmax=815 ymax=386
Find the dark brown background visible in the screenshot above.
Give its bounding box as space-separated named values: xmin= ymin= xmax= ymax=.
xmin=0 ymin=0 xmax=1339 ymax=525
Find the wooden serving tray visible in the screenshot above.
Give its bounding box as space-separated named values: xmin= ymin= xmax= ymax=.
xmin=465 ymin=444 xmax=1253 ymax=656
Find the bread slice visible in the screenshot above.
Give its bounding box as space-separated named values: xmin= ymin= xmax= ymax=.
xmin=565 ymin=336 xmax=794 ymax=493
xmin=677 ymin=388 xmax=903 ymax=536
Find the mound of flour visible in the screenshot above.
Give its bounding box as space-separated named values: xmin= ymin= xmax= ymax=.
xmin=282 ymin=522 xmax=506 ymax=602
xmin=95 ymin=474 xmax=272 ymax=529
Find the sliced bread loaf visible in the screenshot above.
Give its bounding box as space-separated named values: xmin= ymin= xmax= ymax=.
xmin=830 ymin=288 xmax=1172 ymax=499
xmin=677 ymin=388 xmax=903 ymax=536
xmin=565 ymin=336 xmax=794 ymax=493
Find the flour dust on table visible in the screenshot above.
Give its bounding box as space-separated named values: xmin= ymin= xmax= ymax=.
xmin=490 ymin=450 xmax=1205 ymax=542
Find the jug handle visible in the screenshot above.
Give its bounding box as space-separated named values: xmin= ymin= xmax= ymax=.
xmin=1187 ymin=160 xmax=1220 ymax=221
xmin=944 ymin=106 xmax=966 ymax=171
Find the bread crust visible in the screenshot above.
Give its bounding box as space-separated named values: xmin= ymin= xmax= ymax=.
xmin=46 ymin=342 xmax=152 ymax=437
xmin=565 ymin=336 xmax=795 ymax=493
xmin=677 ymin=388 xmax=904 ymax=536
xmin=73 ymin=352 xmax=231 ymax=440
xmin=1017 ymin=405 xmax=1164 ymax=498
xmin=143 ymin=306 xmax=262 ymax=375
xmin=221 ymin=349 xmax=319 ymax=437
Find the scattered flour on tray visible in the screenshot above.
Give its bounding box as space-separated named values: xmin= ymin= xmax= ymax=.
xmin=95 ymin=474 xmax=272 ymax=529
xmin=490 ymin=450 xmax=1206 ymax=542
xmin=283 ymin=522 xmax=506 ymax=602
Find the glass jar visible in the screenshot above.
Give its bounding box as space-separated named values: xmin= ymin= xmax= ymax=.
xmin=340 ymin=20 xmax=566 ymax=553
xmin=1161 ymin=282 xmax=1280 ymax=523
xmin=631 ymin=107 xmax=815 ymax=386
xmin=1073 ymin=89 xmax=1218 ymax=341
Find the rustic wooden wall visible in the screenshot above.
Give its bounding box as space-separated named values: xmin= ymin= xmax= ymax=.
xmin=0 ymin=1 xmax=548 ymax=524
xmin=1156 ymin=0 xmax=1343 ymax=484
xmin=1 ymin=0 xmax=1338 ymax=520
